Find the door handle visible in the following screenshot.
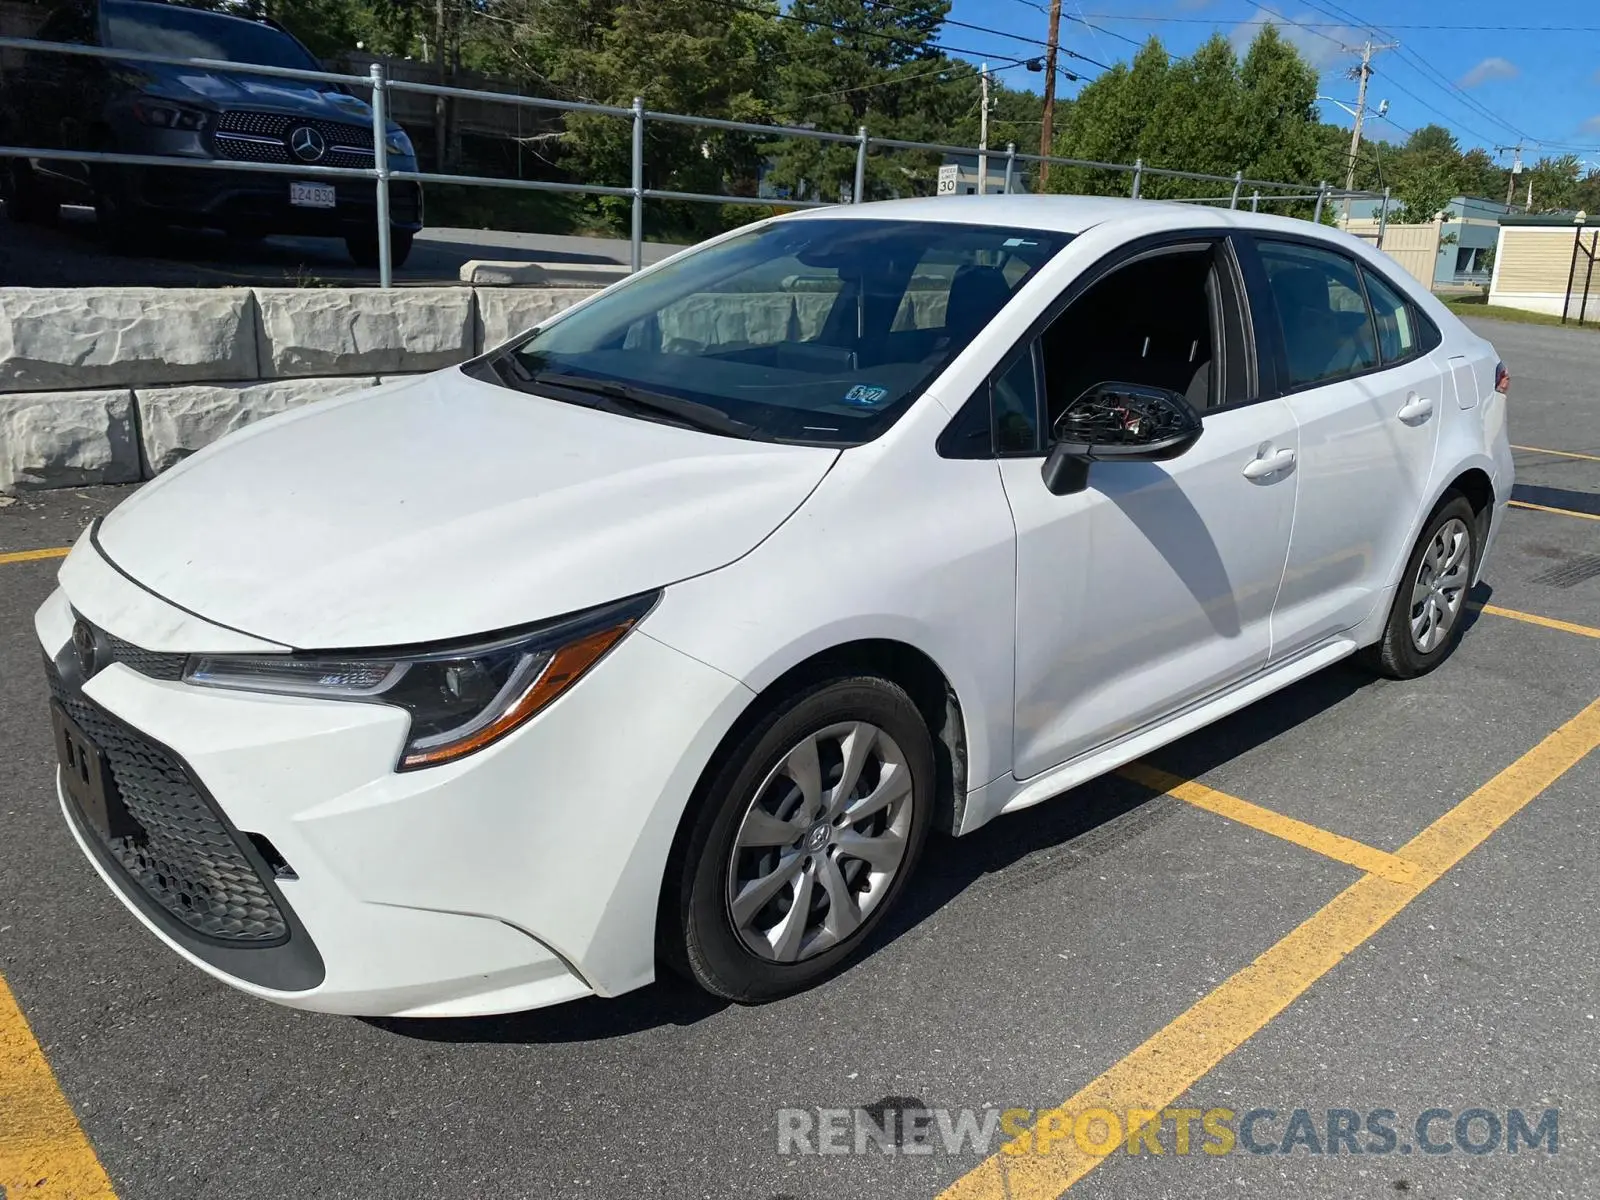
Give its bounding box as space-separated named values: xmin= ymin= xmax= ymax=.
xmin=1241 ymin=447 xmax=1296 ymax=479
xmin=1397 ymin=392 xmax=1434 ymax=422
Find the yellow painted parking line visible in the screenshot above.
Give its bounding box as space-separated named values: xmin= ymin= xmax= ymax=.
xmin=0 ymin=975 xmax=116 ymax=1198
xmin=1477 ymin=603 xmax=1600 ymax=641
xmin=1509 ymin=499 xmax=1600 ymax=522
xmin=1117 ymin=762 xmax=1421 ymax=885
xmin=1512 ymin=443 xmax=1600 ymax=463
xmin=0 ymin=547 xmax=70 ymax=565
xmin=940 ymin=694 xmax=1600 ymax=1200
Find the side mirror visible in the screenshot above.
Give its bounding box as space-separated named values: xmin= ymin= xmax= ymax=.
xmin=1040 ymin=381 xmax=1204 ymax=496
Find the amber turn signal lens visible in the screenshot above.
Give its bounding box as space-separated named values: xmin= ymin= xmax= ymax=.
xmin=399 ymin=620 xmax=637 ymax=769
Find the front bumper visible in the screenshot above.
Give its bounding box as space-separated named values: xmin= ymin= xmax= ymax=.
xmin=37 ymin=548 xmax=754 ymax=1017
xmin=109 ymin=163 xmax=423 ymax=235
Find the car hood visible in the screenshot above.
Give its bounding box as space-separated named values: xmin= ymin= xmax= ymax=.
xmin=130 ymin=64 xmax=398 ymax=129
xmin=95 ymin=371 xmax=838 ymax=649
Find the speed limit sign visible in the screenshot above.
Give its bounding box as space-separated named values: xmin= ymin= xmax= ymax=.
xmin=937 ymin=163 xmax=959 ymax=195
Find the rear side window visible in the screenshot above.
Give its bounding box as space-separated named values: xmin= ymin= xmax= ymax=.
xmin=1361 ymin=267 xmax=1419 ymax=364
xmin=1257 ymin=240 xmax=1378 ymax=388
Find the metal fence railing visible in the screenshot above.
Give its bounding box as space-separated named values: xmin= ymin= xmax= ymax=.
xmin=0 ymin=33 xmax=1391 ymax=287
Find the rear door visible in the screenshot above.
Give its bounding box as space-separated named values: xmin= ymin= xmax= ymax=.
xmin=1244 ymin=237 xmax=1442 ymax=659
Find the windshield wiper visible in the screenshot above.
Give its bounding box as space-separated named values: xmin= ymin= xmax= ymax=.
xmin=527 ymin=369 xmax=755 ymax=439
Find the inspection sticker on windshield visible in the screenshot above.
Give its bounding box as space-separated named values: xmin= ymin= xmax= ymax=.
xmin=842 ymin=384 xmax=890 ymax=408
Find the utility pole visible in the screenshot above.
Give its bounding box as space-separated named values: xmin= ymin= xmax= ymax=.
xmin=1497 ymin=142 xmax=1525 ymax=208
xmin=1341 ymin=39 xmax=1399 ymax=226
xmin=1038 ymin=0 xmax=1063 ymax=187
xmin=978 ymin=62 xmax=990 ymax=195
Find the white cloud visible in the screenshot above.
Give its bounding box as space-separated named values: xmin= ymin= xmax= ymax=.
xmin=1228 ymin=7 xmax=1363 ymax=71
xmin=1457 ymin=57 xmax=1519 ymax=88
xmin=1581 ymin=115 xmax=1600 ymax=135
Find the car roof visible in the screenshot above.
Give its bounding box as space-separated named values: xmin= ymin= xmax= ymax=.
xmin=777 ymin=193 xmax=1354 ymax=243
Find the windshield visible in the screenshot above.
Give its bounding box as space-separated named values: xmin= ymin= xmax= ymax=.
xmin=490 ymin=218 xmax=1072 ymax=445
xmin=104 ymin=1 xmax=320 ymax=70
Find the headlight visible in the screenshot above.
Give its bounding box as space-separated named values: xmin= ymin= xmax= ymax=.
xmin=385 ymin=128 xmax=414 ymax=157
xmin=183 ymin=593 xmax=656 ymax=770
xmin=132 ymin=99 xmax=211 ymax=131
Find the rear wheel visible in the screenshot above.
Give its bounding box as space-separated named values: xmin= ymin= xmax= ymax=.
xmin=665 ymin=675 xmax=935 ymax=1002
xmin=1361 ymin=493 xmax=1478 ymax=679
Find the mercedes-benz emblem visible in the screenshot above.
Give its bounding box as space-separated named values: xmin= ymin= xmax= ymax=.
xmin=287 ymin=125 xmax=326 ymax=163
xmin=72 ymin=618 xmax=98 ymax=679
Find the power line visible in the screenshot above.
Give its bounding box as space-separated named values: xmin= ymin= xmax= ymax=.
xmin=1293 ymin=0 xmax=1600 ymax=152
xmin=1073 ymin=14 xmax=1600 ymax=32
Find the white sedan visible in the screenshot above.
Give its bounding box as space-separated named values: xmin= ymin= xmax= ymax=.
xmin=37 ymin=196 xmax=1513 ymax=1017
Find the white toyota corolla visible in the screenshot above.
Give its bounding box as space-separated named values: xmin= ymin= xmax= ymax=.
xmin=38 ymin=196 xmax=1512 ymax=1017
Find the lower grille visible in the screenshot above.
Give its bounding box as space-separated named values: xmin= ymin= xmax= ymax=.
xmin=47 ymin=664 xmax=287 ymax=944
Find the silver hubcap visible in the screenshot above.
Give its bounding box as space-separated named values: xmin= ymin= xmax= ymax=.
xmin=1410 ymin=517 xmax=1471 ymax=653
xmin=726 ymin=721 xmax=915 ymax=964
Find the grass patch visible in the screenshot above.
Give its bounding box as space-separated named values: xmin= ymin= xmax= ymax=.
xmin=1442 ymin=295 xmax=1599 ymax=331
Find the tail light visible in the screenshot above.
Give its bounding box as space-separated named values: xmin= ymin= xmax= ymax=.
xmin=1494 ymin=361 xmax=1510 ymax=396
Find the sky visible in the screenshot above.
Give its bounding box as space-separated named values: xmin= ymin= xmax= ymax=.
xmin=940 ymin=0 xmax=1600 ymax=166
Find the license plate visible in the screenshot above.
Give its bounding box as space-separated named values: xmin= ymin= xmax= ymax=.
xmin=51 ymin=703 xmax=122 ymax=840
xmin=290 ymin=181 xmax=336 ymax=209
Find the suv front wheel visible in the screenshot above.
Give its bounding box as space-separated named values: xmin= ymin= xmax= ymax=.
xmin=346 ymin=229 xmax=414 ymax=270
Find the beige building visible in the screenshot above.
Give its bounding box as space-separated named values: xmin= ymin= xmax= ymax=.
xmin=1488 ymin=215 xmax=1598 ymax=320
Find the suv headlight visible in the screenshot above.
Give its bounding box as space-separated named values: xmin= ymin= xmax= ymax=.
xmin=132 ymin=99 xmax=212 ymax=131
xmin=385 ymin=128 xmax=414 ymax=157
xmin=183 ymin=593 xmax=656 ymax=770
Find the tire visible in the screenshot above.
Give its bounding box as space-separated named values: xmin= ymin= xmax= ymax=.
xmin=5 ymin=160 xmax=59 ymax=226
xmin=345 ymin=228 xmax=414 ymax=269
xmin=664 ymin=675 xmax=936 ymax=1003
xmin=1361 ymin=493 xmax=1479 ymax=680
xmin=90 ymin=166 xmax=139 ymax=253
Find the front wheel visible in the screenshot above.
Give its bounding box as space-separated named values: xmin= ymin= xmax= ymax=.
xmin=5 ymin=160 xmax=59 ymax=226
xmin=345 ymin=228 xmax=414 ymax=269
xmin=665 ymin=676 xmax=935 ymax=1002
xmin=1361 ymin=493 xmax=1478 ymax=679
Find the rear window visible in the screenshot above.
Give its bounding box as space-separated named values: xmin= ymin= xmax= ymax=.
xmin=492 ymin=218 xmax=1072 ymax=446
xmin=103 ymin=1 xmax=318 ymax=69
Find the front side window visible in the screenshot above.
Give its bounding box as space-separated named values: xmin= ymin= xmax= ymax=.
xmin=103 ymin=1 xmax=320 ymax=69
xmin=1257 ymin=240 xmax=1378 ymax=388
xmin=490 ymin=218 xmax=1071 ymax=445
xmin=1361 ymin=267 xmax=1418 ymax=364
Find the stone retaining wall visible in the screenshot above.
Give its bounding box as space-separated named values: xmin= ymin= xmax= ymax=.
xmin=0 ymin=285 xmax=597 ymax=492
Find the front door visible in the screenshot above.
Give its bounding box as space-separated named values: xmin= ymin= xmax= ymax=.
xmin=999 ymin=236 xmax=1298 ymax=780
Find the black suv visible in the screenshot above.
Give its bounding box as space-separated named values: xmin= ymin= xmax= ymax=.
xmin=0 ymin=0 xmax=422 ymax=266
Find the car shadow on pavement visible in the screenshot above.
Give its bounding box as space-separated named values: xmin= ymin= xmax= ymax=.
xmin=375 ymin=621 xmax=1429 ymax=1045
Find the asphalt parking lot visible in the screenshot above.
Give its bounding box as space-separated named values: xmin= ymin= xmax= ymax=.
xmin=1 ymin=315 xmax=1598 ymax=1200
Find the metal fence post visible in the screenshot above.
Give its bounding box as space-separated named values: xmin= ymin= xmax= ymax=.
xmin=1131 ymin=157 xmax=1143 ymax=199
xmin=1230 ymin=170 xmax=1243 ymax=210
xmin=854 ymin=126 xmax=867 ymax=204
xmin=1251 ymin=190 xmax=1260 ymax=212
xmin=1312 ymin=180 xmax=1327 ymax=223
xmin=630 ymin=96 xmax=644 ymax=273
xmin=1377 ymin=186 xmax=1391 ymax=248
xmin=1004 ymin=142 xmax=1016 ymax=195
xmin=368 ymin=62 xmax=392 ymax=288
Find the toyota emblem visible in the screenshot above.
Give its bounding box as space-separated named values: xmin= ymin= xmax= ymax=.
xmin=72 ymin=618 xmax=98 ymax=679
xmin=287 ymin=125 xmax=326 ymax=162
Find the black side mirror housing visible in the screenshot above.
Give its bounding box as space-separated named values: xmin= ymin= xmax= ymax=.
xmin=1040 ymin=381 xmax=1205 ymax=496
